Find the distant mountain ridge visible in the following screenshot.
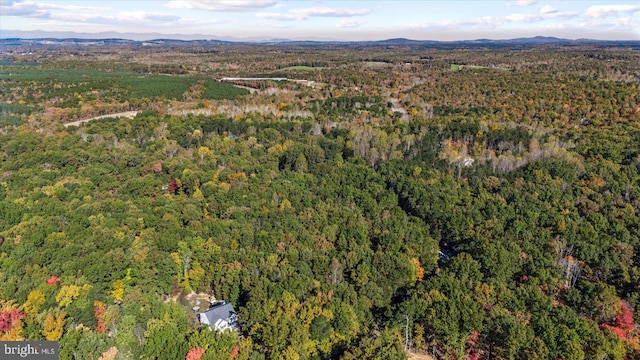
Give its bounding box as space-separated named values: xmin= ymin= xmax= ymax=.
xmin=1 ymin=30 xmax=638 ymax=49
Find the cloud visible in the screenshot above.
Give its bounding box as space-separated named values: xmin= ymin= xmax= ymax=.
xmin=539 ymin=5 xmax=556 ymax=15
xmin=407 ymin=7 xmax=578 ymax=32
xmin=505 ymin=13 xmax=538 ymax=22
xmin=41 ymin=2 xmax=111 ymax=11
xmin=585 ymin=4 xmax=640 ymax=18
xmin=543 ymin=11 xmax=577 ymax=20
xmin=257 ymin=6 xmax=370 ymax=21
xmin=129 ymin=12 xmax=181 ymax=22
xmin=264 ymin=22 xmax=294 ymax=29
xmin=49 ymin=11 xmax=181 ymax=27
xmin=1 ymin=0 xmax=234 ymax=33
xmin=0 ymin=0 xmax=111 ymax=18
xmin=291 ymin=7 xmax=370 ymax=18
xmin=451 ymin=16 xmax=502 ymax=28
xmin=0 ymin=0 xmax=50 ymax=18
xmin=407 ymin=16 xmax=502 ymax=31
xmin=505 ymin=8 xmax=576 ymax=23
xmin=165 ymin=0 xmax=277 ymax=12
xmin=513 ymin=0 xmax=537 ymax=6
xmin=256 ymin=12 xmax=297 ymax=21
xmin=336 ymin=20 xmax=365 ymax=28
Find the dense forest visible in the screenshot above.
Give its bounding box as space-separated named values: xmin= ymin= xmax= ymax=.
xmin=1 ymin=43 xmax=639 ymax=359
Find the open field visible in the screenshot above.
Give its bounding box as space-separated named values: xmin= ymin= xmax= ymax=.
xmin=62 ymin=111 xmax=139 ymax=127
xmin=450 ymin=63 xmax=511 ymax=71
xmin=0 ymin=65 xmax=249 ymax=125
xmin=279 ymin=65 xmax=325 ymax=71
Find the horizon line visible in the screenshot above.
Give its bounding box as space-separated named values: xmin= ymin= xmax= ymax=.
xmin=2 ymin=29 xmax=640 ymax=43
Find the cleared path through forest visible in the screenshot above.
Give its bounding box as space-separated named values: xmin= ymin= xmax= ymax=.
xmin=63 ymin=111 xmax=139 ymax=127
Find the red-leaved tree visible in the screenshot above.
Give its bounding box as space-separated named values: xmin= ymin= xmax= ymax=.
xmin=152 ymin=161 xmax=163 ymax=173
xmin=47 ymin=276 xmax=61 ymax=286
xmin=0 ymin=309 xmax=25 ymax=340
xmin=94 ymin=301 xmax=107 ymax=333
xmin=168 ymin=178 xmax=178 ymax=194
xmin=186 ymin=347 xmax=204 ymax=360
xmin=601 ymin=300 xmax=634 ymax=341
xmin=230 ymin=346 xmax=240 ymax=358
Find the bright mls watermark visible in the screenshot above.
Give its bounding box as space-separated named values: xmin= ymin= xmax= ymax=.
xmin=1 ymin=341 xmax=58 ymax=360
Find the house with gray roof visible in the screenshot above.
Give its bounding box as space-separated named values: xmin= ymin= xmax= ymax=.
xmin=198 ymin=301 xmax=238 ymax=332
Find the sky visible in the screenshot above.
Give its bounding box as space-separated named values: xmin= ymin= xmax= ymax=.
xmin=0 ymin=0 xmax=639 ymax=41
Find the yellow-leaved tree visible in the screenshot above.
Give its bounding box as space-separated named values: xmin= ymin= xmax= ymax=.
xmin=112 ymin=280 xmax=125 ymax=302
xmin=55 ymin=285 xmax=81 ymax=307
xmin=42 ymin=309 xmax=66 ymax=341
xmin=23 ymin=290 xmax=46 ymax=317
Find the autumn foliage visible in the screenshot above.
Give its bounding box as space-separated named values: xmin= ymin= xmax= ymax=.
xmin=0 ymin=309 xmax=25 ymax=340
xmin=230 ymin=345 xmax=240 ymax=358
xmin=152 ymin=161 xmax=163 ymax=173
xmin=41 ymin=310 xmax=66 ymax=341
xmin=1 ymin=44 xmax=640 ymax=359
xmin=168 ymin=178 xmax=178 ymax=194
xmin=186 ymin=347 xmax=204 ymax=360
xmin=601 ymin=301 xmax=635 ymax=342
xmin=94 ymin=301 xmax=107 ymax=333
xmin=411 ymin=257 xmax=424 ymax=282
xmin=98 ymin=347 xmax=119 ymax=360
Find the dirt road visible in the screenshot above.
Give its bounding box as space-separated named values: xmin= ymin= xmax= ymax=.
xmin=63 ymin=111 xmax=139 ymax=127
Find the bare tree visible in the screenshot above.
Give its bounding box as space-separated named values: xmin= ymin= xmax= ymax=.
xmin=555 ymin=238 xmax=582 ymax=287
xmin=328 ymin=257 xmax=343 ymax=285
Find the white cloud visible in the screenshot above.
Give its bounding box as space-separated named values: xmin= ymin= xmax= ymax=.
xmin=506 ymin=13 xmax=539 ymax=22
xmin=291 ymin=7 xmax=370 ymax=18
xmin=505 ymin=8 xmax=576 ymax=23
xmin=579 ymin=16 xmax=638 ymax=31
xmin=514 ymin=0 xmax=537 ymax=6
xmin=126 ymin=12 xmax=181 ymax=22
xmin=264 ymin=22 xmax=294 ymax=29
xmin=585 ymin=4 xmax=640 ymax=18
xmin=256 ymin=12 xmax=297 ymax=21
xmin=165 ymin=0 xmax=277 ymax=12
xmin=540 ymin=5 xmax=556 ymax=14
xmin=336 ymin=20 xmax=365 ymax=28
xmin=408 ymin=16 xmax=502 ymax=31
xmin=603 ymin=16 xmax=638 ymax=30
xmin=257 ymin=6 xmax=370 ymax=21
xmin=543 ymin=11 xmax=577 ymax=20
xmin=53 ymin=11 xmax=181 ymax=26
xmin=456 ymin=16 xmax=502 ymax=28
xmin=0 ymin=0 xmax=50 ymax=18
xmin=0 ymin=0 xmax=112 ymax=20
xmin=42 ymin=3 xmax=110 ymax=11
xmin=0 ymin=0 xmax=111 ymax=18
xmin=409 ymin=8 xmax=579 ymax=31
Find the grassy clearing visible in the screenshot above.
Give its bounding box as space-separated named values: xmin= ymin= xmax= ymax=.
xmin=0 ymin=68 xmax=131 ymax=82
xmin=280 ymin=65 xmax=325 ymax=71
xmin=202 ymin=79 xmax=249 ymax=99
xmin=451 ymin=64 xmax=490 ymax=70
xmin=0 ymin=60 xmax=37 ymax=66
xmin=364 ymin=61 xmax=391 ymax=68
xmin=450 ymin=64 xmax=510 ymax=71
xmin=0 ymin=68 xmax=248 ymax=101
